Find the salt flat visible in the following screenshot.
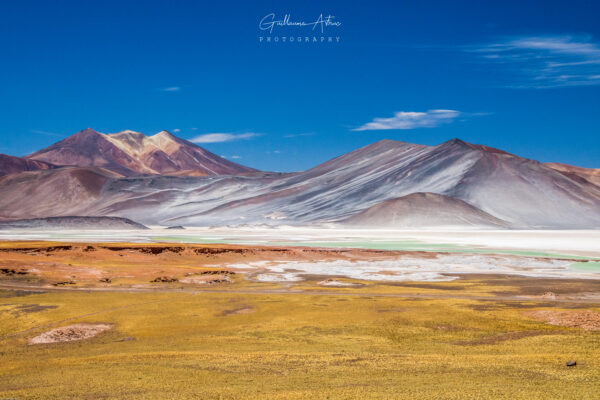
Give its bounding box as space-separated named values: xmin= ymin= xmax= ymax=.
xmin=1 ymin=227 xmax=598 ymax=282
xmin=1 ymin=227 xmax=598 ymax=257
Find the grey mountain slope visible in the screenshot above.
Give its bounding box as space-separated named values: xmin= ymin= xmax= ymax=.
xmin=0 ymin=139 xmax=599 ymax=229
xmin=0 ymin=216 xmax=148 ymax=230
xmin=164 ymin=138 xmax=600 ymax=228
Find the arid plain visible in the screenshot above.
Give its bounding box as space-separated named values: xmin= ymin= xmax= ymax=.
xmin=1 ymin=229 xmax=600 ymax=399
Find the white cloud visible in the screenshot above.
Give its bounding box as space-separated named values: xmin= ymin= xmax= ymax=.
xmin=353 ymin=109 xmax=461 ymax=131
xmin=471 ymin=35 xmax=600 ymax=88
xmin=190 ymin=132 xmax=261 ymax=143
xmin=231 ymin=155 xmax=241 ymax=159
xmin=161 ymin=86 xmax=181 ymax=92
xmin=284 ymin=132 xmax=315 ymax=138
xmin=172 ymin=128 xmax=181 ymax=133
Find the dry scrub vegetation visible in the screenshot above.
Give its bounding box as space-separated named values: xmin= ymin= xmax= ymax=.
xmin=1 ymin=242 xmax=600 ymax=399
xmin=1 ymin=286 xmax=600 ymax=399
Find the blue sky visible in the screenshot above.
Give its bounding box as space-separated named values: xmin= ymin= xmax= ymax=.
xmin=0 ymin=0 xmax=599 ymax=170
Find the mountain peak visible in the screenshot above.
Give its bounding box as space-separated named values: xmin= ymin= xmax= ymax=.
xmin=440 ymin=138 xmax=470 ymax=148
xmin=25 ymin=128 xmax=257 ymax=176
xmin=446 ymin=137 xmax=467 ymax=145
xmin=153 ymin=130 xmax=175 ymax=138
xmin=75 ymin=128 xmax=102 ymax=136
xmin=364 ymin=139 xmax=427 ymax=150
xmin=438 ymin=138 xmax=511 ymax=156
xmin=115 ymin=129 xmax=143 ymax=136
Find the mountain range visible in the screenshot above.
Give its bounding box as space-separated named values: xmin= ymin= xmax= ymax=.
xmin=0 ymin=129 xmax=599 ymax=229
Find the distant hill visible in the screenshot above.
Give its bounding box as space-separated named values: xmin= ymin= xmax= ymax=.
xmin=0 ymin=153 xmax=55 ymax=176
xmin=342 ymin=192 xmax=510 ymax=228
xmin=0 ymin=216 xmax=148 ymax=230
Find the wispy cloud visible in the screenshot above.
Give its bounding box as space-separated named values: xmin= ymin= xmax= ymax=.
xmin=190 ymin=132 xmax=261 ymax=143
xmin=230 ymin=155 xmax=241 ymax=159
xmin=284 ymin=132 xmax=315 ymax=138
xmin=172 ymin=128 xmax=181 ymax=133
xmin=353 ymin=109 xmax=461 ymax=131
xmin=30 ymin=129 xmax=63 ymax=137
xmin=470 ymin=35 xmax=600 ymax=88
xmin=160 ymin=86 xmax=181 ymax=92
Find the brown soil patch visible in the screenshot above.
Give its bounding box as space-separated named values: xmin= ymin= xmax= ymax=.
xmin=526 ymin=310 xmax=600 ymax=331
xmin=456 ymin=330 xmax=564 ymax=346
xmin=458 ymin=274 xmax=600 ymax=296
xmin=218 ymin=306 xmax=254 ymax=316
xmin=14 ymin=304 xmax=57 ymax=314
xmin=0 ymin=241 xmax=417 ymax=289
xmin=388 ymin=282 xmax=464 ymax=291
xmin=28 ymin=323 xmax=112 ymax=344
xmin=317 ymin=279 xmax=361 ymax=287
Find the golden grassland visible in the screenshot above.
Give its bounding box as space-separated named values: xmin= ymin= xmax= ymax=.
xmin=0 ymin=242 xmax=599 ymax=399
xmin=2 ymin=287 xmax=600 ymax=399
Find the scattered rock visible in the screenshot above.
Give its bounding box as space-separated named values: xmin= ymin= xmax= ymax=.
xmin=52 ymin=280 xmax=75 ymax=286
xmin=193 ymin=248 xmax=247 ymax=255
xmin=150 ymin=276 xmax=178 ymax=283
xmin=0 ymin=268 xmax=28 ymax=276
xmin=566 ymin=360 xmax=577 ymax=367
xmin=207 ymin=278 xmax=230 ymax=285
xmin=541 ymin=291 xmax=557 ymax=300
xmin=99 ymin=277 xmax=112 ymax=284
xmin=29 ymin=323 xmax=112 ymax=344
xmin=199 ymin=270 xmax=235 ymax=275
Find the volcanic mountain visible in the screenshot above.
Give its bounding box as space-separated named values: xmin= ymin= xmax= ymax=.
xmin=25 ymin=128 xmax=256 ymax=176
xmin=0 ymin=154 xmax=55 ymax=176
xmin=1 ymin=137 xmax=599 ymax=229
xmin=156 ymin=138 xmax=599 ymax=228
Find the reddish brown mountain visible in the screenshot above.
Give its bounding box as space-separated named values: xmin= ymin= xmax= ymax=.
xmin=25 ymin=128 xmax=256 ymax=176
xmin=0 ymin=167 xmax=119 ymax=220
xmin=545 ymin=163 xmax=600 ymax=187
xmin=0 ymin=153 xmax=56 ymax=176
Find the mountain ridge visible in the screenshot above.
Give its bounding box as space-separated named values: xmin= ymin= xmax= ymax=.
xmin=0 ymin=153 xmax=56 ymax=176
xmin=1 ymin=133 xmax=598 ymax=229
